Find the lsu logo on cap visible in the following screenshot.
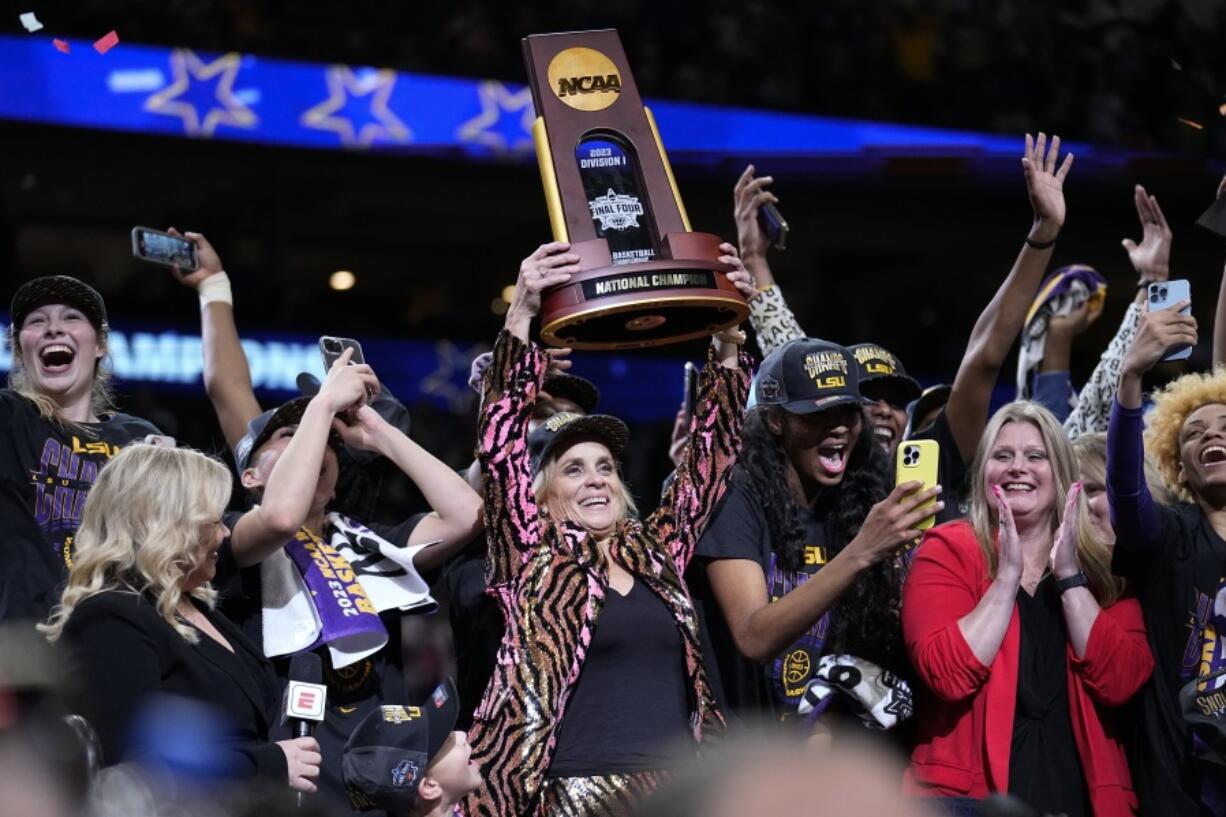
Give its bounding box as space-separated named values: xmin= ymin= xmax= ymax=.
xmin=803 ymin=351 xmax=849 ymax=390
xmin=854 ymin=345 xmax=898 ymax=376
xmin=381 ymin=705 xmax=422 ymax=724
xmin=547 ymin=47 xmax=622 ymax=112
xmin=543 ymin=412 xmax=581 ymax=433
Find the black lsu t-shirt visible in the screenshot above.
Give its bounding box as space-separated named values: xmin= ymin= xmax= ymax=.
xmin=691 ymin=472 xmax=833 ymax=719
xmin=1113 ymin=503 xmax=1226 ymax=817
xmin=0 ymin=390 xmax=160 ymax=622
xmin=909 ymin=407 xmax=968 ymax=526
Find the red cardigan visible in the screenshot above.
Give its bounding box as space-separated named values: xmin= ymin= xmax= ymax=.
xmin=901 ymin=520 xmax=1153 ymax=816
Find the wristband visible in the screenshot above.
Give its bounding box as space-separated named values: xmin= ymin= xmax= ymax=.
xmin=1024 ymin=235 xmax=1057 ymax=250
xmin=197 ymin=272 xmax=233 ymax=309
xmin=1056 ymin=571 xmax=1089 ymax=594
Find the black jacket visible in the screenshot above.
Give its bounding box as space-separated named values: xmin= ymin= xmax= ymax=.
xmin=62 ymin=590 xmax=287 ymax=781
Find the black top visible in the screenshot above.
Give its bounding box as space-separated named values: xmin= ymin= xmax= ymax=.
xmin=909 ymin=407 xmax=967 ymax=526
xmin=0 ymin=390 xmax=160 ymax=621
xmin=62 ymin=590 xmax=286 ymax=780
xmin=690 ymin=472 xmax=832 ymax=718
xmin=1008 ymin=577 xmax=1089 ymax=817
xmin=547 ymin=579 xmax=690 ymax=776
xmin=1112 ymin=502 xmax=1226 ymax=816
xmin=214 ymin=512 xmax=424 ymax=815
xmin=442 ymin=534 xmax=504 ymax=731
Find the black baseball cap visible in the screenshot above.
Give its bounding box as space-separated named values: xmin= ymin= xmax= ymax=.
xmin=527 ymin=411 xmax=629 ymax=475
xmin=542 ymin=373 xmax=600 ymax=415
xmin=233 ymin=396 xmax=344 ymax=474
xmin=10 ymin=276 xmax=108 ymax=332
xmin=848 ymin=343 xmax=922 ymax=406
xmin=906 ymin=384 xmax=952 ymax=437
xmin=754 ymin=338 xmax=866 ymax=415
xmin=342 ymin=678 xmax=460 ymax=813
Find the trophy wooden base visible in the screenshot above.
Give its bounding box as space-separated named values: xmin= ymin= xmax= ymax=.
xmin=538 ymin=232 xmax=749 ymax=350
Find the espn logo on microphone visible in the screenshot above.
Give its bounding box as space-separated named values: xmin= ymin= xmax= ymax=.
xmin=286 ymin=680 xmax=327 ymax=721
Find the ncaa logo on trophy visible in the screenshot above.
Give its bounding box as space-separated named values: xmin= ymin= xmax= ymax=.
xmin=523 ymin=30 xmax=749 ymax=349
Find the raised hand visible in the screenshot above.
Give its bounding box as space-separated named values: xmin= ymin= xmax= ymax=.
xmin=332 ymin=404 xmax=392 ymax=453
xmin=1122 ymin=300 xmax=1197 ymax=376
xmin=505 ymin=242 xmax=582 ymax=340
xmin=1121 ymin=185 xmax=1172 ymax=283
xmin=1047 ymin=297 xmax=1103 ymax=340
xmin=1049 ymin=482 xmax=1083 ymax=580
xmin=318 ymin=347 xmax=380 ymax=414
xmin=719 ymin=242 xmax=760 ymax=301
xmin=733 ymin=164 xmax=778 ymax=260
xmin=991 ymin=484 xmax=1023 ymax=583
xmin=1022 ymin=133 xmax=1074 ymax=238
xmin=545 ymin=347 xmax=574 ymax=379
xmin=167 ymin=228 xmax=224 ymax=288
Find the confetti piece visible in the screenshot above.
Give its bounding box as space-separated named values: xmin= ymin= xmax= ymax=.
xmin=1220 ymin=103 xmax=1226 ymax=117
xmin=93 ymin=30 xmax=118 ymax=55
xmin=19 ymin=12 xmax=43 ymax=32
xmin=52 ymin=38 xmax=69 ymax=53
xmin=1171 ymin=58 xmax=1183 ymax=71
xmin=1178 ymin=117 xmax=1204 ymax=130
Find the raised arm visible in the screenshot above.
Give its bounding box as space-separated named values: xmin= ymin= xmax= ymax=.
xmin=170 ymin=230 xmax=263 ymax=451
xmin=332 ymin=404 xmax=483 ymax=573
xmin=479 ymin=243 xmax=580 ymax=587
xmin=229 ymin=351 xmax=378 ymax=567
xmin=944 ymin=134 xmax=1073 ymax=463
xmin=649 ymin=247 xmax=756 ymax=569
xmin=733 ymin=166 xmax=806 ymax=357
xmin=1065 ymin=185 xmax=1171 ymax=438
xmin=1108 ymin=303 xmax=1196 ymax=577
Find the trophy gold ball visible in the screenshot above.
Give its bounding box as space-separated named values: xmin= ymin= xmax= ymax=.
xmin=523 ymin=29 xmax=749 ymax=350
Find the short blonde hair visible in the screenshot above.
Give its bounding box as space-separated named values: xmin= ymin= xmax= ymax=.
xmin=533 ymin=448 xmax=638 ymax=526
xmin=1071 ymin=432 xmax=1176 ymax=506
xmin=968 ymin=401 xmax=1122 ymax=606
xmin=1143 ymin=367 xmax=1226 ymax=502
xmin=41 ymin=445 xmax=232 ymax=643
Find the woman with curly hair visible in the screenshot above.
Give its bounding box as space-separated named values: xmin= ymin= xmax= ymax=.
xmin=692 ymin=338 xmax=939 ymax=727
xmin=1108 ymin=298 xmax=1225 ymax=816
xmin=904 ymin=401 xmax=1152 ymax=816
xmin=41 ymin=444 xmax=321 ymax=792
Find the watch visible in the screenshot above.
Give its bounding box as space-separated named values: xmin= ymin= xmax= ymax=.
xmin=1056 ymin=572 xmax=1089 ymax=594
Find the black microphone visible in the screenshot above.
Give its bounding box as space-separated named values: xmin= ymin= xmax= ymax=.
xmin=284 ymin=652 xmax=326 ymax=805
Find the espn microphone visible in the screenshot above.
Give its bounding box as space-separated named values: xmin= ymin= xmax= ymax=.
xmin=284 ymin=652 xmax=327 ymax=805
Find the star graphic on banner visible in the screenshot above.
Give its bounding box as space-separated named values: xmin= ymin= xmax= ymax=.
xmin=457 ymin=81 xmax=536 ymax=152
xmin=143 ymin=50 xmax=257 ymax=137
xmin=300 ymin=66 xmax=412 ymax=148
xmin=420 ymin=341 xmax=488 ymax=414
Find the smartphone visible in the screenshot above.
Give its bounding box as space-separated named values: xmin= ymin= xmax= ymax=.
xmin=683 ymin=362 xmax=699 ymax=416
xmin=759 ymin=201 xmax=789 ymax=251
xmin=131 ymin=227 xmax=198 ymax=271
xmin=319 ymin=336 xmax=366 ymax=370
xmin=1148 ymin=279 xmax=1192 ymax=361
xmin=896 ymin=440 xmax=940 ymax=531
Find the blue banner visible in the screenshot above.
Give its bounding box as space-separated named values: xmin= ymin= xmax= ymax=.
xmin=0 ymin=35 xmax=1103 ymax=164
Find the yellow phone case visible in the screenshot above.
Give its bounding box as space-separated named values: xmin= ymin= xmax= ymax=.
xmin=896 ymin=439 xmax=940 ymax=530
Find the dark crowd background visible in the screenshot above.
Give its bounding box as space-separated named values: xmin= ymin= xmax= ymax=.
xmin=1 ymin=0 xmax=1225 ymax=695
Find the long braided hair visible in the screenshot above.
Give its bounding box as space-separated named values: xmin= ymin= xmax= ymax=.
xmin=737 ymin=405 xmax=904 ymax=672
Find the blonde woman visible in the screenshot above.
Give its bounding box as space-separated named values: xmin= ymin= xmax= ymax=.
xmin=3 ymin=277 xmax=162 ymax=622
xmin=902 ymin=401 xmax=1152 ymax=817
xmin=41 ymin=445 xmax=320 ymax=792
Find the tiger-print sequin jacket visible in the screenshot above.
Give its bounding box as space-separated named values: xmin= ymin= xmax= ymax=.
xmin=461 ymin=331 xmax=749 ymax=817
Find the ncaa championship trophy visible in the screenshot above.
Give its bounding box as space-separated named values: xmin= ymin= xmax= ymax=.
xmin=523 ymin=29 xmax=750 ymax=349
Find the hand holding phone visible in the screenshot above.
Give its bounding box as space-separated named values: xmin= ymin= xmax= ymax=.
xmin=131 ymin=227 xmax=199 ymax=271
xmin=759 ymin=201 xmax=789 ymax=251
xmin=1147 ymin=279 xmax=1193 ymax=361
xmin=319 ymin=336 xmax=374 ymax=407
xmin=896 ymin=440 xmax=940 ymax=531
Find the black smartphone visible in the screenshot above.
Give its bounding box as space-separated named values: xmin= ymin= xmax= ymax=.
xmin=131 ymin=227 xmax=199 ymax=271
xmin=319 ymin=336 xmax=366 ymax=370
xmin=683 ymin=362 xmax=698 ymax=416
xmin=759 ymin=201 xmax=789 ymax=251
